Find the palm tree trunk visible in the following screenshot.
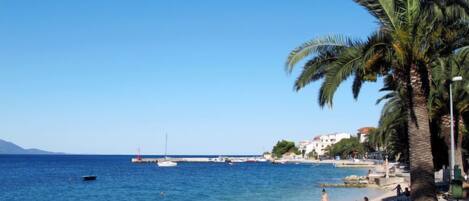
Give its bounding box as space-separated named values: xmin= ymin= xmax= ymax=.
xmin=442 ymin=114 xmax=466 ymax=176
xmin=441 ymin=114 xmax=452 ymax=167
xmin=456 ymin=116 xmax=465 ymax=176
xmin=407 ymin=66 xmax=437 ymax=201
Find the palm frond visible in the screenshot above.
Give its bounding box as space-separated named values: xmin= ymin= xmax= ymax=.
xmin=285 ymin=35 xmax=349 ymax=73
xmin=318 ymin=47 xmax=363 ymax=107
xmin=293 ymin=52 xmax=337 ymax=91
xmin=354 ymin=0 xmax=397 ymax=29
xmin=352 ymin=73 xmax=363 ymax=99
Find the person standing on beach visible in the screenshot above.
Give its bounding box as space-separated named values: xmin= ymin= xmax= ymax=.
xmin=404 ymin=187 xmax=410 ymax=197
xmin=392 ymin=184 xmax=402 ymax=196
xmin=321 ymin=189 xmax=329 ymax=201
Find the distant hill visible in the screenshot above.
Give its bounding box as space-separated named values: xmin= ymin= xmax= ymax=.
xmin=0 ymin=139 xmax=60 ymax=154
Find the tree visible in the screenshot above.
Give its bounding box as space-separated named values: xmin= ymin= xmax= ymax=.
xmin=429 ymin=48 xmax=469 ymax=175
xmin=271 ymin=140 xmax=299 ymax=158
xmin=371 ymin=76 xmax=409 ymax=162
xmin=328 ymin=137 xmax=365 ymax=159
xmin=285 ymin=1 xmax=469 ymax=200
xmin=307 ymin=150 xmax=318 ymax=159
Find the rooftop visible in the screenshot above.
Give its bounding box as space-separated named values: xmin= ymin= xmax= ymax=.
xmin=357 ymin=127 xmax=375 ymax=135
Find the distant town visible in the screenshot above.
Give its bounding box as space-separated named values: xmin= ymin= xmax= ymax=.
xmin=266 ymin=127 xmax=376 ymax=161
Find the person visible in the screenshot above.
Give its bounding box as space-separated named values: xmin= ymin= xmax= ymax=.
xmin=404 ymin=187 xmax=410 ymax=197
xmin=366 ymin=169 xmax=371 ymax=181
xmin=392 ymin=184 xmax=402 ymax=196
xmin=364 ymin=196 xmax=369 ymax=201
xmin=321 ymin=188 xmax=329 ymax=201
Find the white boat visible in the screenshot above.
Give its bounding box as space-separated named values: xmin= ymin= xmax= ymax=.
xmin=158 ymin=160 xmax=177 ymax=167
xmin=272 ymin=160 xmax=286 ymax=164
xmin=256 ymin=158 xmax=268 ymax=162
xmin=157 ymin=133 xmax=177 ymax=167
xmin=246 ymin=158 xmax=256 ymax=162
xmin=231 ymin=158 xmax=247 ymax=163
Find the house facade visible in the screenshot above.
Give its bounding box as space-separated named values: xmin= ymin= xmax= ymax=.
xmin=357 ymin=127 xmax=374 ymax=143
xmin=299 ymin=132 xmax=352 ymax=157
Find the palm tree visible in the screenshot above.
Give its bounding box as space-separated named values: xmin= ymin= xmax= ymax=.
xmin=372 ymin=77 xmax=409 ymax=162
xmin=285 ymin=1 xmax=469 ymax=200
xmin=430 ymin=48 xmax=469 ymax=175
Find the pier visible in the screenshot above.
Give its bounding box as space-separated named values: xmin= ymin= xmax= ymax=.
xmin=132 ymin=157 xmax=210 ymax=163
xmin=131 ymin=156 xmax=267 ymax=163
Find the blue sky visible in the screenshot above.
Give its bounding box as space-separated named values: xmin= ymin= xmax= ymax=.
xmin=0 ymin=0 xmax=383 ymax=155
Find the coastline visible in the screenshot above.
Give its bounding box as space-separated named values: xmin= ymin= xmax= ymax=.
xmin=368 ymin=181 xmax=409 ymax=201
xmin=289 ymin=159 xmax=410 ymax=201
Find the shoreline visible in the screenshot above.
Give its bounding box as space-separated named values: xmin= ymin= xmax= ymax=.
xmin=368 ymin=181 xmax=409 ymax=201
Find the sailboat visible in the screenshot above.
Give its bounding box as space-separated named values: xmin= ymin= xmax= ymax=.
xmin=157 ymin=133 xmax=177 ymax=167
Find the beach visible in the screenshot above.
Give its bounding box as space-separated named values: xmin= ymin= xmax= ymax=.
xmin=369 ymin=181 xmax=410 ymax=201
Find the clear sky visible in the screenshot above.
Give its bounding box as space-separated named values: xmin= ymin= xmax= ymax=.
xmin=0 ymin=0 xmax=384 ymax=155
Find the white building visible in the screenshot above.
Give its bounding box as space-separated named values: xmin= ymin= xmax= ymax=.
xmin=299 ymin=132 xmax=352 ymax=157
xmin=357 ymin=127 xmax=374 ymax=143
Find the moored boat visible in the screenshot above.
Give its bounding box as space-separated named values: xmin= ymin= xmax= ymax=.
xmin=272 ymin=160 xmax=286 ymax=164
xmin=157 ymin=133 xmax=177 ymax=167
xmin=157 ymin=160 xmax=177 ymax=167
xmin=82 ymin=175 xmax=97 ymax=181
xmin=231 ymin=158 xmax=247 ymax=163
xmin=256 ymin=158 xmax=268 ymax=162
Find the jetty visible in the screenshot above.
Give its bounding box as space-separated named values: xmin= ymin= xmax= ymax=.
xmin=319 ymin=183 xmax=368 ymax=188
xmin=334 ymin=161 xmax=375 ymax=168
xmin=132 ymin=157 xmax=210 ymax=163
xmin=131 ymin=156 xmax=266 ymax=163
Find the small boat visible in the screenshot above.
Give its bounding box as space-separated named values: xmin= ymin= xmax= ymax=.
xmin=246 ymin=158 xmax=257 ymax=163
xmin=231 ymin=158 xmax=247 ymax=163
xmin=272 ymin=160 xmax=286 ymax=164
xmin=82 ymin=175 xmax=97 ymax=181
xmin=131 ymin=148 xmax=143 ymax=163
xmin=157 ymin=133 xmax=177 ymax=167
xmin=158 ymin=160 xmax=177 ymax=167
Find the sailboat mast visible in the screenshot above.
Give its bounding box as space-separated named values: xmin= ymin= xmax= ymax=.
xmin=137 ymin=147 xmax=141 ymax=160
xmin=164 ymin=133 xmax=168 ymax=158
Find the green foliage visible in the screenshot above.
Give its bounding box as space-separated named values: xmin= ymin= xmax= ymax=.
xmin=271 ymin=140 xmax=299 ymax=158
xmin=285 ymin=0 xmax=469 ymax=199
xmin=328 ymin=137 xmax=365 ymax=159
xmin=307 ymin=150 xmax=318 ymax=159
xmin=371 ymin=84 xmax=409 ymax=162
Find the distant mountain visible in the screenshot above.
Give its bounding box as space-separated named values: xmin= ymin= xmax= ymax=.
xmin=0 ymin=139 xmax=60 ymax=154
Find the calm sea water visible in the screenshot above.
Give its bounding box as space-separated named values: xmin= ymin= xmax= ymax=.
xmin=0 ymin=155 xmax=383 ymax=201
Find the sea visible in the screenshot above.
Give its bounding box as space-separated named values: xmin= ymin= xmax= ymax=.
xmin=0 ymin=155 xmax=384 ymax=201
